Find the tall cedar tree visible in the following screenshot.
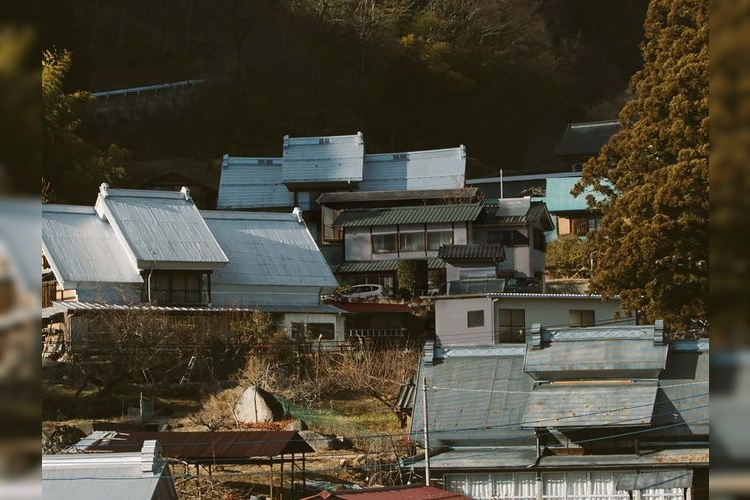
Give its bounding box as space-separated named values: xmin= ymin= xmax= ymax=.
xmin=574 ymin=0 xmax=708 ymax=334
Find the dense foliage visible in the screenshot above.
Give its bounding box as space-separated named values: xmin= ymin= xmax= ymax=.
xmin=545 ymin=234 xmax=591 ymax=279
xmin=575 ymin=0 xmax=708 ymax=334
xmin=41 ymin=1 xmax=647 ymax=178
xmin=42 ymin=49 xmax=128 ymax=203
xmin=398 ymin=259 xmax=429 ymax=297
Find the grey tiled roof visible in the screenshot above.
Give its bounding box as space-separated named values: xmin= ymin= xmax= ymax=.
xmin=438 ymin=243 xmax=505 ymax=261
xmin=333 ymin=204 xmax=483 ymax=228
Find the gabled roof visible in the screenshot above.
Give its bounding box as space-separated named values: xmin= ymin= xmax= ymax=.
xmin=95 ymin=184 xmax=228 ymax=270
xmin=333 ymin=204 xmax=483 ymax=228
xmin=484 ymin=197 xmax=554 ymax=230
xmin=553 ymin=120 xmax=620 ymax=159
xmin=360 ymin=146 xmax=466 ymax=191
xmin=282 ymin=133 xmax=365 ymax=188
xmin=42 ymin=205 xmax=143 ymax=289
xmin=201 ymin=210 xmax=337 ymax=288
xmin=217 ymin=156 xmax=293 ymax=209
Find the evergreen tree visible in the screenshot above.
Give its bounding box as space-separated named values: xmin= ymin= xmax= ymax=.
xmin=574 ymin=0 xmax=708 ymax=335
xmin=42 ymin=49 xmax=127 ymax=204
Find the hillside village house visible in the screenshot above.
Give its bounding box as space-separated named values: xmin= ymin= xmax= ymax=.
xmin=433 ymin=292 xmax=633 ymax=345
xmin=408 ymin=323 xmax=708 ymax=499
xmin=313 ymin=185 xmax=553 ymax=293
xmin=217 ymin=132 xmax=468 ymax=243
xmin=42 ymin=184 xmax=345 ymax=352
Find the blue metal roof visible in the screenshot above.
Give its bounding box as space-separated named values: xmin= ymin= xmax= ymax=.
xmin=217 ymin=156 xmax=293 ymax=209
xmin=360 ymin=146 xmax=466 ymax=191
xmin=281 ymin=133 xmax=365 ymax=187
xmin=543 ymin=176 xmax=605 ymax=213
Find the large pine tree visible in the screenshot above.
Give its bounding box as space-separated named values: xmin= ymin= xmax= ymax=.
xmin=575 ymin=0 xmax=708 ymax=335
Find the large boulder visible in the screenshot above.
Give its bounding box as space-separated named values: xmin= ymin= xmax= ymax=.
xmin=234 ymin=386 xmax=285 ymax=424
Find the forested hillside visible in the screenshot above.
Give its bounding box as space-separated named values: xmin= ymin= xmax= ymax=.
xmin=41 ymin=0 xmax=647 ymax=171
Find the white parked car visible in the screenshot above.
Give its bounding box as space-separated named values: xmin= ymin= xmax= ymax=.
xmin=340 ymin=284 xmax=384 ymax=300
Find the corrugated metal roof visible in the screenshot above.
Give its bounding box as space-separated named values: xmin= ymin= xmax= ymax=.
xmin=335 ymin=258 xmax=445 ymax=273
xmin=654 ymin=347 xmax=709 ymax=435
xmin=96 ymin=186 xmax=228 ymax=269
xmin=201 ymin=210 xmax=337 ymax=288
xmin=302 ymin=484 xmax=471 ymax=499
xmin=87 ymin=431 xmax=314 ymax=462
xmin=438 ymin=244 xmax=505 ymax=261
xmin=524 ymin=330 xmax=668 ymax=380
xmin=360 ymin=146 xmax=466 ymax=192
xmin=411 ymin=350 xmax=535 ymax=446
xmin=317 ymin=187 xmax=478 ymax=208
xmin=50 ymin=301 xmax=346 ymax=315
xmin=409 ymin=447 xmax=538 ymax=469
xmin=217 ymin=156 xmax=293 ymax=209
xmin=616 ymin=470 xmax=693 ymax=491
xmin=412 ymin=447 xmax=707 ymax=470
xmin=42 ymin=205 xmax=142 ymax=288
xmin=521 ymin=381 xmax=658 ymax=428
xmin=43 ymin=450 xmax=176 ymax=500
xmin=282 ymin=133 xmax=365 ymax=186
xmin=334 ymin=204 xmax=482 ymax=228
xmin=329 ymin=302 xmax=411 ymax=313
xmin=394 ymin=380 xmax=416 ymax=411
xmin=553 ymin=120 xmax=620 ymax=159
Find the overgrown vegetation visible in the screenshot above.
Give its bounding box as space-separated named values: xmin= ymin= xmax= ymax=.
xmin=575 ymin=0 xmax=708 ymax=335
xmin=545 ymin=234 xmax=592 ymax=279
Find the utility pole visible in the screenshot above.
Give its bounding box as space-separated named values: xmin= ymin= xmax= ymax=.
xmin=422 ymin=377 xmax=431 ymax=485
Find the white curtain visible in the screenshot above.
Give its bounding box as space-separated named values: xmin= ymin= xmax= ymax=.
xmin=642 ymin=487 xmax=685 ymax=500
xmin=514 ymin=473 xmax=538 ymax=500
xmin=543 ymin=472 xmax=567 ymax=499
xmin=566 ymin=472 xmax=589 ymax=499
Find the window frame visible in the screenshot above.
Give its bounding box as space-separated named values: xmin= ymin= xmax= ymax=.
xmin=467 ymin=309 xmax=485 ymax=328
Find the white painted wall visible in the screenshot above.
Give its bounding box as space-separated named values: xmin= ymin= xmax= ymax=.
xmin=435 ymin=295 xmax=495 ymax=345
xmin=435 ymin=294 xmax=634 ymax=346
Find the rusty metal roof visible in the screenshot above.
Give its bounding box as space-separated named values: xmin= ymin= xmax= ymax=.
xmin=86 ymin=431 xmax=313 ymax=463
xmin=302 ymin=484 xmax=472 ymax=499
xmin=438 ymin=243 xmax=505 ymax=261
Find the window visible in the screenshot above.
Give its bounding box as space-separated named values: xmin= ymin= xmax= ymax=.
xmin=292 ymin=322 xmax=335 ymax=340
xmin=372 ymin=233 xmax=397 ymax=253
xmin=467 ymin=310 xmax=485 ymax=328
xmin=147 ymin=271 xmax=209 ymax=305
xmin=399 ymin=232 xmax=425 ymax=252
xmin=427 ymin=230 xmax=453 ymax=250
xmin=497 ymin=308 xmax=525 ymax=343
xmin=570 ymin=309 xmax=595 ymax=327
